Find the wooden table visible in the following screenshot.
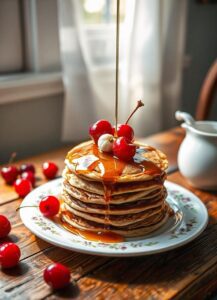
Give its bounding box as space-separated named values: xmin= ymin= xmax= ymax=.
xmin=0 ymin=127 xmax=217 ymax=300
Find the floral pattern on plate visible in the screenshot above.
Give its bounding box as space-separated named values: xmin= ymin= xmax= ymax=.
xmin=20 ymin=179 xmax=208 ymax=256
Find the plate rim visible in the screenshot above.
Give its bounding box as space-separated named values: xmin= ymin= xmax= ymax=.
xmin=19 ymin=179 xmax=209 ymax=257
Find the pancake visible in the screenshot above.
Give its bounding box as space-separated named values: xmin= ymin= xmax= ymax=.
xmin=62 ymin=180 xmax=163 ymax=205
xmin=65 ymin=141 xmax=168 ymax=182
xmin=62 ymin=202 xmax=166 ymax=226
xmin=61 ymin=205 xmax=170 ymax=237
xmin=63 ymin=167 xmax=166 ymax=196
xmin=62 ymin=188 xmax=166 ymax=215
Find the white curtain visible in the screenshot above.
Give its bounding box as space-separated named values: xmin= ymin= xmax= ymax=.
xmin=58 ymin=0 xmax=187 ymax=141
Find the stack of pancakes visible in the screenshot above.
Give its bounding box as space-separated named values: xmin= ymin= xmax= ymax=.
xmin=61 ymin=141 xmax=171 ymax=237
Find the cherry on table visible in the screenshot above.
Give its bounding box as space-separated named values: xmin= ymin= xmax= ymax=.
xmin=0 ymin=243 xmax=21 ymax=268
xmin=20 ymin=163 xmax=35 ymax=174
xmin=117 ymin=124 xmax=134 ymax=142
xmin=0 ymin=215 xmax=11 ymax=238
xmin=21 ymin=171 xmax=35 ymax=187
xmin=44 ymin=263 xmax=71 ymax=289
xmin=39 ymin=196 xmax=60 ymax=217
xmin=89 ymin=120 xmax=113 ymax=143
xmin=1 ymin=166 xmax=19 ymax=185
xmin=42 ymin=162 xmax=58 ymax=179
xmin=113 ymin=137 xmax=136 ymax=161
xmin=14 ymin=178 xmax=32 ymax=198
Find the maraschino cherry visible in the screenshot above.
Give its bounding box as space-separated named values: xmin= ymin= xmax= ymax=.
xmin=113 ymin=137 xmax=136 ymax=161
xmin=39 ymin=196 xmax=60 ymax=217
xmin=17 ymin=196 xmax=60 ymax=218
xmin=14 ymin=178 xmax=32 ymax=197
xmin=0 ymin=215 xmax=11 ymax=238
xmin=1 ymin=166 xmax=19 ymax=185
xmin=20 ymin=163 xmax=35 ymax=174
xmin=42 ymin=162 xmax=58 ymax=179
xmin=44 ymin=263 xmax=71 ymax=289
xmin=1 ymin=153 xmax=19 ymax=185
xmin=21 ymin=171 xmax=35 ymax=187
xmin=117 ymin=124 xmax=134 ymax=142
xmin=0 ymin=243 xmax=21 ymax=268
xmin=89 ymin=120 xmax=113 ymax=143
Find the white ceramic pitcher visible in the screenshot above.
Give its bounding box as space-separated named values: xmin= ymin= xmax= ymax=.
xmin=175 ymin=111 xmax=217 ymax=191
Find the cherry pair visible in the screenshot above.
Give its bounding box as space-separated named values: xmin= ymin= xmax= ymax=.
xmin=1 ymin=162 xmax=35 ymax=197
xmin=90 ymin=120 xmax=134 ymax=143
xmin=0 ymin=195 xmax=60 ymax=269
xmin=0 ymin=247 xmax=70 ymax=289
xmin=15 ymin=162 xmax=58 ymax=197
xmin=13 ymin=164 xmax=36 ymax=197
xmin=89 ymin=100 xmax=144 ymax=161
xmin=1 ymin=162 xmax=58 ymax=198
xmin=0 ymin=215 xmax=70 ymax=290
xmin=90 ymin=120 xmax=136 ymax=161
xmin=1 ymin=162 xmax=35 ymax=185
xmin=0 ymin=215 xmax=21 ymax=269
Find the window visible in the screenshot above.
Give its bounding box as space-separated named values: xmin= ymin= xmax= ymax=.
xmin=0 ymin=0 xmax=24 ymax=74
xmin=81 ymin=0 xmax=126 ymax=24
xmin=80 ymin=0 xmax=127 ymax=69
xmin=0 ymin=0 xmax=61 ymax=75
xmin=0 ymin=0 xmax=62 ymax=104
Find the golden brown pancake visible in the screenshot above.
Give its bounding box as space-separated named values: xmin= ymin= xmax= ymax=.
xmin=61 ymin=140 xmax=171 ymax=239
xmin=65 ymin=141 xmax=168 ymax=182
xmin=62 ymin=189 xmax=166 ymax=215
xmin=62 ymin=202 xmax=166 ymax=226
xmin=62 ymin=180 xmax=163 ymax=205
xmin=63 ymin=167 xmax=165 ymax=196
xmin=61 ymin=205 xmax=170 ymax=237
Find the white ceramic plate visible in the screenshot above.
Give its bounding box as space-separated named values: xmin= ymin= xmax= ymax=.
xmin=19 ymin=179 xmax=208 ymax=257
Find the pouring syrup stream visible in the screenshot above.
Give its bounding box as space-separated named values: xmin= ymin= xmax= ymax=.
xmin=115 ymin=0 xmax=120 ymax=133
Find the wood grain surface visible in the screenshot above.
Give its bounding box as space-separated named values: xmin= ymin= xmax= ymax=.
xmin=0 ymin=129 xmax=216 ymax=300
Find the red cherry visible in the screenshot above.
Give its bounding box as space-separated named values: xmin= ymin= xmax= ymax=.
xmin=20 ymin=163 xmax=35 ymax=174
xmin=117 ymin=124 xmax=134 ymax=141
xmin=42 ymin=162 xmax=58 ymax=179
xmin=39 ymin=196 xmax=60 ymax=217
xmin=44 ymin=263 xmax=71 ymax=289
xmin=14 ymin=178 xmax=32 ymax=197
xmin=89 ymin=120 xmax=113 ymax=143
xmin=0 ymin=215 xmax=11 ymax=238
xmin=1 ymin=166 xmax=19 ymax=185
xmin=0 ymin=243 xmax=21 ymax=268
xmin=113 ymin=137 xmax=136 ymax=161
xmin=21 ymin=171 xmax=35 ymax=187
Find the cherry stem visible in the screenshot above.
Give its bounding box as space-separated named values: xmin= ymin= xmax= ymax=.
xmin=125 ymin=100 xmax=144 ymax=125
xmin=16 ymin=205 xmax=38 ymax=211
xmin=8 ymin=152 xmax=17 ymax=165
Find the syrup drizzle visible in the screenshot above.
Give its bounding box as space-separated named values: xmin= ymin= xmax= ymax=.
xmin=60 ymin=211 xmax=124 ymax=243
xmin=67 ymin=143 xmax=162 ymax=180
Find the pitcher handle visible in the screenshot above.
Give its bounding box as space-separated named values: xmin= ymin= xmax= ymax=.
xmin=175 ymin=111 xmax=195 ymax=126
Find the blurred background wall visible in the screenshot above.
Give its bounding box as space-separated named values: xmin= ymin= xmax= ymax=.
xmin=0 ymin=0 xmax=216 ymax=163
xmin=181 ymin=0 xmax=217 ymax=119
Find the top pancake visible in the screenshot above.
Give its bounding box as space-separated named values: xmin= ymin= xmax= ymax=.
xmin=65 ymin=140 xmax=168 ymax=183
